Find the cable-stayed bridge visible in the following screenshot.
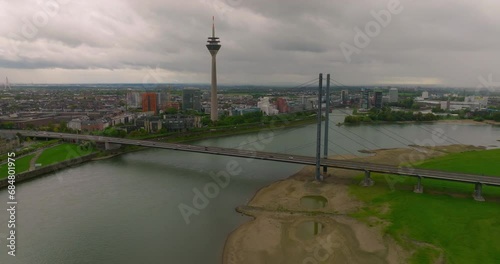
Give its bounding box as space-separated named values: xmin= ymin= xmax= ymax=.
xmin=2 ymin=129 xmax=499 ymax=201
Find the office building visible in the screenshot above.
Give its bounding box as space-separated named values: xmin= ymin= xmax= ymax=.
xmin=361 ymin=89 xmax=370 ymax=109
xmin=389 ymin=88 xmax=398 ymax=103
xmin=182 ymin=88 xmax=202 ymax=111
xmin=374 ymin=91 xmax=383 ymax=108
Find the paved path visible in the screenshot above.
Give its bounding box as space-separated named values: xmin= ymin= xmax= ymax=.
xmin=29 ymin=150 xmax=44 ymax=171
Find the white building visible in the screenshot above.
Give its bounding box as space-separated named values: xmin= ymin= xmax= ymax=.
xmin=257 ymin=97 xmax=279 ymax=115
xmin=389 ymin=88 xmax=399 ymax=103
xmin=422 ymin=91 xmax=429 ymax=99
xmin=126 ymin=92 xmax=141 ymax=108
xmin=67 ymin=119 xmax=82 ymax=131
xmin=67 ymin=115 xmax=90 ymax=131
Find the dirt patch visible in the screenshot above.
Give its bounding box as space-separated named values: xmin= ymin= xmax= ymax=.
xmin=222 ymin=144 xmax=482 ymax=264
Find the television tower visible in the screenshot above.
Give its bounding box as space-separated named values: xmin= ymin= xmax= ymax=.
xmin=4 ymin=77 xmax=11 ymax=91
xmin=206 ymin=16 xmax=221 ymax=121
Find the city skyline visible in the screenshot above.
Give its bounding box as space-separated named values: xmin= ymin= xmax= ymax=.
xmin=1 ymin=0 xmax=500 ymax=87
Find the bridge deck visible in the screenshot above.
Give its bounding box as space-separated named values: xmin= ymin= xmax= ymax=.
xmin=4 ymin=130 xmax=500 ymax=186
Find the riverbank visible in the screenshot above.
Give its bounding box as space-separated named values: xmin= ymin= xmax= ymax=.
xmin=142 ymin=116 xmax=318 ymax=143
xmin=222 ymin=144 xmax=483 ymax=263
xmin=437 ymin=119 xmax=500 ymax=126
xmin=0 ymin=153 xmax=98 ymax=189
xmin=341 ymin=118 xmax=500 ymax=126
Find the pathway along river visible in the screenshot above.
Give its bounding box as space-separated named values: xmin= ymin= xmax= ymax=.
xmin=1 ymin=112 xmax=499 ymax=263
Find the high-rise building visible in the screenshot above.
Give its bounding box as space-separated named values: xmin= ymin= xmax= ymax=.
xmin=142 ymin=93 xmax=158 ymax=113
xmin=126 ymin=92 xmax=141 ymax=108
xmin=374 ymin=91 xmax=383 ymax=109
xmin=206 ymin=17 xmax=221 ymax=121
xmin=389 ymin=88 xmax=398 ymax=103
xmin=182 ymin=88 xmax=201 ymax=111
xmin=341 ymin=90 xmax=348 ymax=105
xmin=361 ymin=89 xmax=370 ymax=109
xmin=156 ymin=93 xmax=162 ymax=110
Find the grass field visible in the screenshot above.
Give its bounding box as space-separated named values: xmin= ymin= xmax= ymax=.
xmin=415 ymin=149 xmax=500 ymax=176
xmin=0 ymin=154 xmax=35 ymax=179
xmin=35 ymin=143 xmax=94 ymax=167
xmin=350 ymin=149 xmax=500 ymax=264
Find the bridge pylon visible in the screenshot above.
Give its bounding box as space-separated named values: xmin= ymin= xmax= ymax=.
xmin=322 ymin=74 xmax=330 ymax=176
xmin=315 ymin=73 xmax=323 ymax=181
xmin=414 ymin=175 xmax=423 ymax=193
xmin=360 ymin=170 xmax=374 ymax=187
xmin=473 ymin=182 xmax=485 ymax=202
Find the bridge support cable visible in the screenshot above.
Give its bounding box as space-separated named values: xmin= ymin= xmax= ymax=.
xmin=329 ymin=125 xmax=380 ymax=150
xmin=315 ymin=73 xmax=323 ymax=182
xmin=323 ymin=73 xmax=331 ymax=176
xmin=360 ymin=170 xmax=374 ymax=187
xmin=473 ymin=182 xmax=485 ymax=202
xmin=414 ymin=175 xmax=424 ymax=193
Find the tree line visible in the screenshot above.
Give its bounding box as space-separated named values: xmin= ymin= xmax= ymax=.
xmin=345 ymin=107 xmax=439 ymax=124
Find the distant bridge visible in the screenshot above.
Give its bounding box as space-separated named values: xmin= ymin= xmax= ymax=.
xmin=2 ymin=130 xmax=499 ymax=201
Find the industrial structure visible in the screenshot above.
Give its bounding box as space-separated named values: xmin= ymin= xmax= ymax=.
xmin=206 ymin=17 xmax=221 ymax=121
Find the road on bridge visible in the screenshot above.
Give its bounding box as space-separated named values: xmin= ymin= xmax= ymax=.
xmin=3 ymin=130 xmax=499 ymax=190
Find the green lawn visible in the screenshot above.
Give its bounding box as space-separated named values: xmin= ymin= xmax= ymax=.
xmin=415 ymin=149 xmax=500 ymax=176
xmin=0 ymin=154 xmax=35 ymax=179
xmin=35 ymin=143 xmax=94 ymax=167
xmin=350 ymin=149 xmax=500 ymax=264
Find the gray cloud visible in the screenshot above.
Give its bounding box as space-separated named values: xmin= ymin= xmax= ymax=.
xmin=0 ymin=0 xmax=499 ymax=86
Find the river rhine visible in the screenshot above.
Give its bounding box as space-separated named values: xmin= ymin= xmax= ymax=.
xmin=1 ymin=112 xmax=499 ymax=263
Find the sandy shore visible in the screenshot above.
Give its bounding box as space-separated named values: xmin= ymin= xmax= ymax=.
xmin=222 ymin=144 xmax=483 ymax=264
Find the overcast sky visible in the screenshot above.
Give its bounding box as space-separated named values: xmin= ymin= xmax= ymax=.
xmin=1 ymin=0 xmax=500 ymax=87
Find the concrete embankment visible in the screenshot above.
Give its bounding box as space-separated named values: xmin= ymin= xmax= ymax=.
xmin=0 ymin=153 xmax=98 ymax=189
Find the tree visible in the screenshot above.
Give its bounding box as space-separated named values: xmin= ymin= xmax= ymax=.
xmin=59 ymin=121 xmax=68 ymax=132
xmin=47 ymin=122 xmax=55 ymax=132
xmin=402 ymin=98 xmax=414 ymax=109
xmin=492 ymin=112 xmax=500 ymax=122
xmin=0 ymin=122 xmax=14 ymax=129
xmin=165 ymin=108 xmax=179 ymax=115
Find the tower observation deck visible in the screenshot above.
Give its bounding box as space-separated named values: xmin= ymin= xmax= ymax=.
xmin=206 ymin=16 xmax=221 ymax=121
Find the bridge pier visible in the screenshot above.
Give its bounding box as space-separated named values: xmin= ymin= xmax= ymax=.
xmin=360 ymin=170 xmax=374 ymax=187
xmin=414 ymin=176 xmax=423 ymax=193
xmin=473 ymin=183 xmax=485 ymax=202
xmin=104 ymin=142 xmax=122 ymax=151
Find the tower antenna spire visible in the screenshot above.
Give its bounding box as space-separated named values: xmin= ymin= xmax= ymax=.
xmin=212 ymin=16 xmax=215 ymax=38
